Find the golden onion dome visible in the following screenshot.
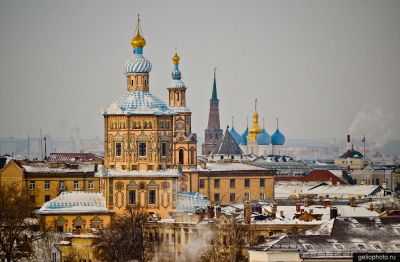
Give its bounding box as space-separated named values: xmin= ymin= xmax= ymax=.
xmin=131 ymin=32 xmax=146 ymax=49
xmin=172 ymin=53 xmax=180 ymax=64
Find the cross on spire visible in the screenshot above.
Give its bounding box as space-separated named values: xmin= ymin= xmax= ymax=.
xmin=255 ymin=98 xmax=258 ymax=112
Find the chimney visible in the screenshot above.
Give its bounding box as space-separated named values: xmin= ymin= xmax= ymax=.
xmin=347 ymin=135 xmax=351 ymax=173
xmin=304 ymin=198 xmax=310 ymax=207
xmin=271 ymin=204 xmax=277 ymax=219
xmin=369 ymin=203 xmax=374 ymax=211
xmin=300 ymin=208 xmax=304 ymax=213
xmin=280 ymin=210 xmax=285 ymax=219
xmin=216 ymin=205 xmax=221 ymax=219
xmin=330 ymin=207 xmax=338 ymax=219
xmin=323 ymin=199 xmax=331 ymax=208
xmin=207 ymin=205 xmax=214 ymax=219
xmin=309 ymin=208 xmax=313 ymax=214
xmin=94 ymin=164 xmax=98 ymax=172
xmin=200 ymin=162 xmax=207 ymax=169
xmin=295 ymin=203 xmax=301 ymax=213
xmin=350 ymin=197 xmax=357 ymax=207
xmin=244 ymin=202 xmax=251 ymax=224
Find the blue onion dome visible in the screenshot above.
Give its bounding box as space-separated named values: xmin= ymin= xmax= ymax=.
xmin=168 ymin=53 xmax=186 ymax=88
xmin=126 ymin=17 xmax=152 ymax=74
xmin=241 ymin=127 xmax=249 ymax=145
xmin=271 ymin=128 xmax=285 ymax=145
xmin=256 ymin=129 xmax=271 ymax=145
xmin=126 ymin=54 xmax=152 ymax=74
xmin=230 ymin=127 xmax=241 ymax=145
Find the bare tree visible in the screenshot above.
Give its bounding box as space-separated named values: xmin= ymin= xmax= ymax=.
xmin=0 ymin=183 xmax=46 ymax=262
xmin=198 ymin=218 xmax=254 ymax=262
xmin=93 ymin=207 xmax=155 ymax=262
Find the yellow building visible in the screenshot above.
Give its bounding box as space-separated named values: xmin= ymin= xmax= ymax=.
xmin=0 ymin=160 xmax=99 ymax=209
xmin=182 ymin=128 xmax=276 ymax=205
xmin=98 ymin=17 xmax=198 ymax=218
xmin=102 ymin=18 xmax=196 ymax=172
xmin=334 ymin=148 xmax=369 ymax=170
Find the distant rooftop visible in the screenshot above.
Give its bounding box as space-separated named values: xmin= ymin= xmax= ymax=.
xmin=47 ymin=153 xmax=103 ymax=163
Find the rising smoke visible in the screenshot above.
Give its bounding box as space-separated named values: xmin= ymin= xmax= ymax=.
xmin=348 ymin=103 xmax=395 ymax=148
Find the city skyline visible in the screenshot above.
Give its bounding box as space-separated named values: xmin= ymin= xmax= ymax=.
xmin=1 ymin=0 xmax=399 ymax=144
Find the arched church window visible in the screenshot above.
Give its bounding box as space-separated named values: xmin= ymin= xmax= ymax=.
xmin=144 ymin=122 xmax=148 ymax=129
xmin=131 ymin=79 xmax=134 ymax=86
xmin=176 ymin=92 xmax=180 ymax=101
xmin=190 ymin=149 xmax=195 ymax=164
xmin=179 ymin=149 xmax=184 ymax=165
xmin=148 ymin=122 xmax=152 ymax=129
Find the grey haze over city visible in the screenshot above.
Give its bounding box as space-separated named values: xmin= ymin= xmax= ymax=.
xmin=1 ymin=0 xmax=399 ymax=148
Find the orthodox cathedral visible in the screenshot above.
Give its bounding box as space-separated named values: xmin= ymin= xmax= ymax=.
xmin=100 ymin=17 xmax=197 ymax=217
xmin=202 ymin=76 xmax=286 ymax=157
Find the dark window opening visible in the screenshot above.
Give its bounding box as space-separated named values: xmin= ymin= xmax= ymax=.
xmin=179 ymin=149 xmax=184 ymax=164
xmin=139 ymin=142 xmax=146 ymax=157
xmin=149 ymin=190 xmax=156 ymax=205
xmin=129 ymin=190 xmax=136 ymax=205
xmin=115 ymin=142 xmax=122 ymax=157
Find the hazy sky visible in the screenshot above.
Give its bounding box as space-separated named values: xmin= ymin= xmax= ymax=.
xmin=0 ymin=0 xmax=399 ymax=143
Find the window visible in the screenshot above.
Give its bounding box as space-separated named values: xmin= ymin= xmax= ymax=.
xmin=230 ymin=179 xmax=235 ymax=188
xmin=214 ymin=179 xmax=220 ymax=188
xmin=179 ymin=149 xmax=184 ymax=164
xmin=45 ymin=195 xmax=50 ymax=202
xmin=244 ymin=192 xmax=250 ymax=201
xmin=259 ymin=192 xmax=265 ymax=200
xmin=59 ymin=181 xmax=65 ymax=190
xmin=149 ymin=190 xmax=156 ymax=205
xmin=161 ymin=142 xmax=167 ymax=157
xmin=88 ymin=180 xmax=94 ymax=190
xmin=230 ymin=193 xmax=236 ymax=203
xmin=214 ymin=193 xmax=220 ymax=203
xmin=131 ymin=79 xmax=134 ymax=86
xmin=334 ymin=244 xmax=344 ymax=250
xmin=199 ymin=179 xmax=205 ymax=189
xmin=74 ymin=181 xmax=79 ymax=190
xmin=139 ymin=142 xmax=146 ymax=157
xmin=30 ymin=181 xmax=35 ymax=190
xmin=304 ymin=244 xmax=313 ymax=250
xmin=115 ymin=142 xmax=122 ymax=157
xmin=260 ymin=178 xmax=265 ymax=188
xmin=376 ymin=178 xmax=380 ymax=185
xmin=190 ymin=149 xmax=195 ymax=164
xmin=129 ymin=190 xmax=136 ymax=205
xmin=356 ymin=243 xmax=366 ymax=250
xmin=44 ymin=181 xmax=50 ymax=190
xmin=244 ymin=179 xmax=250 ymax=188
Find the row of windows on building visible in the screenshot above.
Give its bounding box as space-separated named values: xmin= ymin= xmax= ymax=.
xmin=199 ymin=178 xmax=266 ymax=189
xmin=115 ymin=142 xmax=167 ymax=157
xmin=114 ymin=142 xmax=196 ymax=165
xmin=29 ymin=180 xmax=94 ymax=191
xmin=109 ymin=120 xmax=172 ymax=130
xmin=213 ymin=192 xmax=266 ymax=203
xmin=127 ymin=189 xmax=157 ymax=205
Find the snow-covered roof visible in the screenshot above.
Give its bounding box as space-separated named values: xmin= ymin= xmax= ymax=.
xmin=177 ymin=192 xmax=209 ymax=212
xmin=262 ymin=204 xmax=378 ymax=222
xmin=104 ymin=168 xmax=181 ymax=178
xmin=251 ymin=217 xmax=400 ymax=256
xmin=103 ymin=91 xmax=175 ymax=115
xmin=22 ymin=163 xmax=95 ymax=173
xmin=274 ymin=182 xmax=382 ymax=199
xmin=36 ymin=192 xmax=112 ymax=215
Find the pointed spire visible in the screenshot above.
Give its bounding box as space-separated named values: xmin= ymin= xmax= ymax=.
xmin=131 ymin=14 xmax=146 ymax=53
xmin=263 ymin=117 xmax=265 ymax=129
xmin=246 ymin=116 xmax=249 ymax=127
xmin=276 ymin=117 xmax=279 ymax=129
xmin=211 ymin=67 xmax=218 ymax=101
